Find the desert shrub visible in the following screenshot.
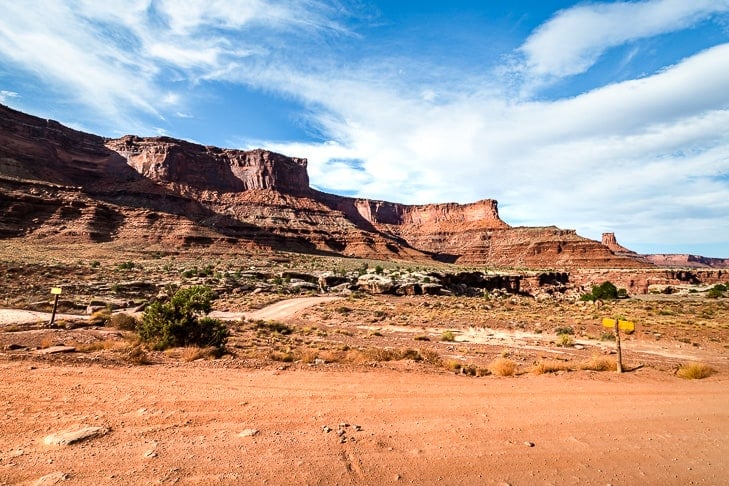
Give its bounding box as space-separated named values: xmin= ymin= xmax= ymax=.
xmin=138 ymin=285 xmax=228 ymax=351
xmin=255 ymin=320 xmax=294 ymax=335
xmin=118 ymin=261 xmax=135 ymax=270
xmin=488 ymin=357 xmax=517 ymax=376
xmin=441 ymin=330 xmax=456 ymax=342
xmin=414 ymin=335 xmax=430 ymax=341
xmin=676 ymin=362 xmax=716 ymax=379
xmin=557 ymin=333 xmax=574 ymax=347
xmin=581 ymin=281 xmax=619 ymax=301
xmin=374 ymin=265 xmax=384 ymax=275
xmin=707 ymin=285 xmax=725 ymax=299
xmin=109 ymin=312 xmax=138 ymax=331
xmin=554 ymin=326 xmax=574 ymax=335
xmin=600 ymin=331 xmax=615 ymax=341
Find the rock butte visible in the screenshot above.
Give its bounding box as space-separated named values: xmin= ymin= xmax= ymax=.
xmin=0 ymin=103 xmax=726 ymax=293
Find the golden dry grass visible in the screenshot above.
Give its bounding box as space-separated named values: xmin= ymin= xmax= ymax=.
xmin=488 ymin=357 xmax=517 ymax=376
xmin=181 ymin=346 xmax=219 ymax=362
xmin=676 ymin=362 xmax=716 ymax=379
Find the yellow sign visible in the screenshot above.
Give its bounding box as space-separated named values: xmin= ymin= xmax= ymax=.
xmin=51 ymin=287 xmax=62 ymax=295
xmin=618 ymin=320 xmax=635 ymax=331
xmin=602 ymin=318 xmax=634 ymax=331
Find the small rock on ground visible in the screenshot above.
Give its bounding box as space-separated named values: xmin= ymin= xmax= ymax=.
xmin=43 ymin=426 xmax=109 ymax=446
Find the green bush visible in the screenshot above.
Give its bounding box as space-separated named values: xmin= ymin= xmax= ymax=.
xmin=139 ymin=285 xmax=228 ymax=351
xmin=707 ymin=286 xmax=724 ymax=299
xmin=581 ymin=281 xmax=619 ymax=301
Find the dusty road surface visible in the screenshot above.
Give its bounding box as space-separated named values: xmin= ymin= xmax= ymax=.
xmin=0 ymin=362 xmax=726 ymax=485
xmin=0 ymin=310 xmax=87 ymax=326
xmin=210 ymin=296 xmax=343 ymax=321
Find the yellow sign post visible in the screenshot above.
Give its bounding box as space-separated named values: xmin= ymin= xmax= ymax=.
xmin=602 ymin=317 xmax=635 ymax=373
xmin=49 ymin=287 xmax=62 ymax=327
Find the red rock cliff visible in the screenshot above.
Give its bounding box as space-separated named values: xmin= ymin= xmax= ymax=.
xmin=106 ymin=136 xmax=310 ymax=195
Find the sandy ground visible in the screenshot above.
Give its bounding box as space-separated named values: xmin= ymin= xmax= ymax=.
xmin=0 ymin=362 xmax=727 ymax=485
xmin=1 ymin=296 xmax=727 ymax=485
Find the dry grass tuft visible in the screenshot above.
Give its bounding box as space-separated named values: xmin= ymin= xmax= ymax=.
xmin=580 ymin=355 xmax=616 ymax=372
xmin=125 ymin=345 xmax=150 ymax=365
xmin=676 ymin=362 xmax=716 ymax=379
xmin=444 ymin=359 xmax=462 ymax=372
xmin=75 ymin=339 xmax=130 ymax=353
xmin=182 ymin=346 xmax=219 ymax=362
xmin=419 ymin=349 xmax=442 ymax=366
xmin=488 ymin=357 xmax=517 ymax=376
xmin=531 ymin=359 xmax=572 ymax=375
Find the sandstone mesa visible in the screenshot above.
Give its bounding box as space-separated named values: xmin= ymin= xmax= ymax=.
xmin=0 ymin=103 xmax=726 ymax=295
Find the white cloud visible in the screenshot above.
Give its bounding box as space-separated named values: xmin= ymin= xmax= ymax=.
xmin=257 ymin=42 xmax=729 ymax=250
xmin=0 ymin=90 xmax=19 ymax=103
xmin=519 ymin=0 xmax=729 ymax=79
xmin=0 ymin=1 xmax=727 ymax=253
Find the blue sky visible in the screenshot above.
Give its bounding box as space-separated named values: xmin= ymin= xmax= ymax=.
xmin=1 ymin=0 xmax=728 ymax=257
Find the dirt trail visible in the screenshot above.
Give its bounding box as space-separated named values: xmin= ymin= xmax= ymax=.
xmin=0 ymin=362 xmax=726 ymax=485
xmin=210 ymin=296 xmax=343 ymax=321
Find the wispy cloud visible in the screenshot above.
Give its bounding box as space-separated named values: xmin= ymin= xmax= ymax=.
xmin=518 ymin=0 xmax=729 ymax=80
xmin=0 ymin=1 xmax=727 ymax=253
xmin=0 ymin=90 xmax=19 ymax=103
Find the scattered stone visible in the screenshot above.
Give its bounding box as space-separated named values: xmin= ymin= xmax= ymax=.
xmin=354 ymin=424 xmax=362 ymax=432
xmin=36 ymin=346 xmax=76 ymax=355
xmin=322 ymin=426 xmax=332 ymax=433
xmin=337 ymin=429 xmax=346 ymax=436
xmin=43 ymin=426 xmax=109 ymax=446
xmin=143 ymin=450 xmax=158 ymax=458
xmin=4 ymin=343 xmax=26 ymax=351
xmin=339 ymin=422 xmax=349 ymax=428
xmin=524 ymin=441 xmax=535 ymax=447
xmin=33 ymin=471 xmax=69 ymax=485
xmin=238 ymin=429 xmax=259 ymax=438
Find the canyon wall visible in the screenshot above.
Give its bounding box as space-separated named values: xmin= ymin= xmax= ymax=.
xmin=0 ymin=103 xmax=680 ymax=270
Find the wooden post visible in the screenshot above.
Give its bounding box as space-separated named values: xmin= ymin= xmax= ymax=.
xmin=49 ymin=287 xmax=62 ymax=328
xmin=49 ymin=294 xmax=60 ymax=327
xmin=614 ymin=317 xmax=623 ymax=373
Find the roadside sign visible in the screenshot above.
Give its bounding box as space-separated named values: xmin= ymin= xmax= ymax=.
xmin=51 ymin=287 xmax=62 ymax=295
xmin=602 ymin=316 xmax=636 ymax=374
xmin=618 ymin=320 xmax=634 ymax=332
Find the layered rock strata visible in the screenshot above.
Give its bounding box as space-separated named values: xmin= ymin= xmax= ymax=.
xmin=0 ymin=103 xmax=664 ymax=268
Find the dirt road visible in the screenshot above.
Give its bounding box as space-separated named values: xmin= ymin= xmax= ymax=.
xmin=210 ymin=296 xmax=343 ymax=321
xmin=0 ymin=362 xmax=726 ymax=485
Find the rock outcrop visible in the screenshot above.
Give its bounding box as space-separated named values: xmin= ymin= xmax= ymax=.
xmin=643 ymin=254 xmax=729 ymax=269
xmin=0 ymin=103 xmax=688 ymax=269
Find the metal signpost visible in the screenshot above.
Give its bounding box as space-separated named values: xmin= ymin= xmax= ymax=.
xmin=602 ymin=317 xmax=635 ymax=373
xmin=49 ymin=287 xmax=62 ymax=327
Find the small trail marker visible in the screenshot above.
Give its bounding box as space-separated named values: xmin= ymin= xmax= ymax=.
xmin=49 ymin=287 xmax=62 ymax=327
xmin=602 ymin=317 xmax=635 ymax=373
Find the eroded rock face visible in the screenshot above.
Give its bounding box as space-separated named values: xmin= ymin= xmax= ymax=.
xmin=0 ymin=103 xmax=690 ymax=270
xmin=107 ymin=136 xmax=310 ymax=195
